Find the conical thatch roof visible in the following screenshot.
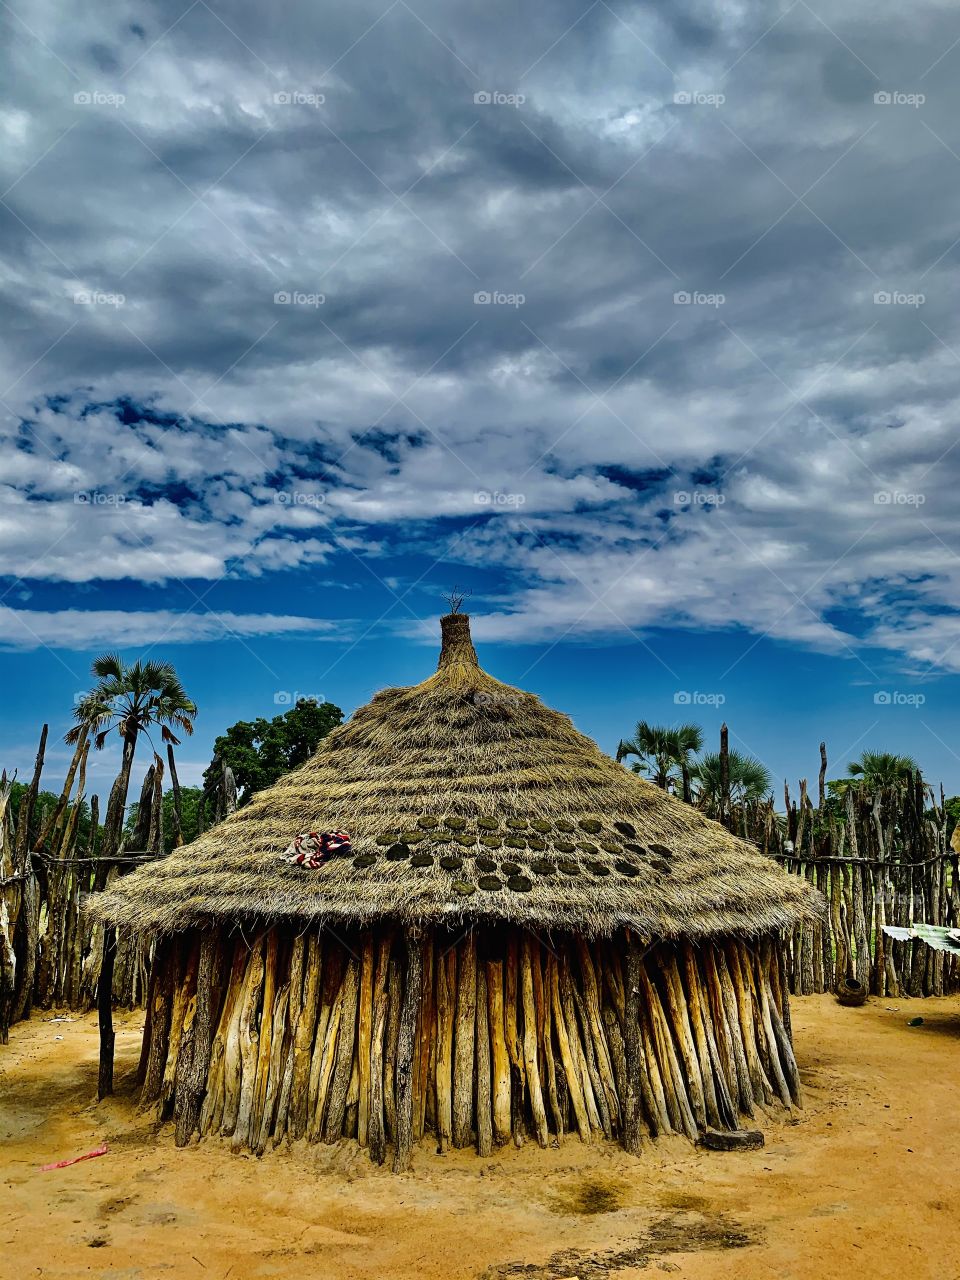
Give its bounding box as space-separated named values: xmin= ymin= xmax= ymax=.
xmin=94 ymin=613 xmax=823 ymax=939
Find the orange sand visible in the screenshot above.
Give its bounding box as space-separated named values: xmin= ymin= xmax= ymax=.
xmin=1 ymin=995 xmax=958 ymax=1279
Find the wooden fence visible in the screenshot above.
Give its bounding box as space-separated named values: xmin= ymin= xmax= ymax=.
xmin=1 ymin=727 xmax=239 ymax=1042
xmin=4 ymin=723 xmax=960 ymax=1042
xmin=732 ymin=770 xmax=959 ymax=997
xmin=0 ymin=726 xmax=161 ymax=1041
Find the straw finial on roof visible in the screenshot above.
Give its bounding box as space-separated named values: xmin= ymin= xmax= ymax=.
xmin=437 ymin=611 xmax=479 ymax=671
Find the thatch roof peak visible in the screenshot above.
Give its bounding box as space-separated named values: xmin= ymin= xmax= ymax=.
xmin=92 ymin=615 xmax=824 ymax=939
xmin=436 ymin=611 xmax=479 ymax=673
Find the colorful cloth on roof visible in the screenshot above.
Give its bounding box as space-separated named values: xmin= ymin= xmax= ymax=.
xmin=283 ymin=830 xmax=351 ymax=868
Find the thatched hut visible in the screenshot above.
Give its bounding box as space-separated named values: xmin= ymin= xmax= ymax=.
xmin=93 ymin=613 xmax=821 ymax=1169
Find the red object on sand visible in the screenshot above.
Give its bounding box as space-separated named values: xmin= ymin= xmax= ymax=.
xmin=41 ymin=1143 xmax=108 ymax=1171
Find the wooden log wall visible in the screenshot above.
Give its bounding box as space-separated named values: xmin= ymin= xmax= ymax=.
xmin=142 ymin=923 xmax=801 ymax=1167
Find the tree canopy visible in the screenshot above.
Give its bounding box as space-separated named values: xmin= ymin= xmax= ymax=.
xmin=694 ymin=749 xmax=772 ymax=815
xmin=125 ymin=785 xmax=203 ymax=854
xmin=616 ymin=721 xmax=703 ymax=791
xmin=203 ymin=698 xmax=343 ymax=802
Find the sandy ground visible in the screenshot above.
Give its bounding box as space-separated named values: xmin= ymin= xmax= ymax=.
xmin=1 ymin=996 xmax=958 ymax=1280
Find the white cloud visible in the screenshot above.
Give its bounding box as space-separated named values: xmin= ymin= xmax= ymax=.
xmin=0 ymin=605 xmax=342 ymax=650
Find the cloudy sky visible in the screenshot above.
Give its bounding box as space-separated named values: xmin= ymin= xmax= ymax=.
xmin=2 ymin=0 xmax=959 ymax=796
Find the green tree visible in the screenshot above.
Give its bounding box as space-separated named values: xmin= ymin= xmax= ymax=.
xmin=66 ymin=655 xmax=197 ymax=858
xmin=694 ymin=750 xmax=772 ymax=815
xmin=941 ymin=796 xmax=960 ymax=848
xmin=10 ymin=784 xmax=95 ymax=854
xmin=828 ymin=750 xmax=922 ymax=800
xmin=204 ymin=698 xmax=342 ymax=803
xmin=616 ymin=721 xmax=703 ymax=794
xmin=125 ymin=785 xmax=203 ymax=854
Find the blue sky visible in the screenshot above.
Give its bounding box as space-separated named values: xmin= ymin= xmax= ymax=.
xmin=2 ymin=1 xmax=960 ymax=801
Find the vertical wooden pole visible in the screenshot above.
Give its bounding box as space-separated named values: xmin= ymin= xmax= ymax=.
xmin=357 ymin=934 xmax=374 ymax=1147
xmin=435 ymin=945 xmax=455 ymax=1153
xmin=175 ymin=932 xmax=223 ymax=1145
xmin=368 ymin=933 xmax=392 ymax=1165
xmin=96 ymin=923 xmax=117 ymax=1099
xmin=384 ymin=951 xmax=402 ymax=1143
xmin=324 ymin=956 xmax=359 ymax=1143
xmin=475 ymin=962 xmax=493 ymax=1156
xmin=549 ymin=953 xmax=590 ymax=1141
xmin=393 ymin=926 xmax=422 ymax=1173
xmin=520 ymin=936 xmax=549 ymax=1147
xmin=486 ymin=957 xmax=512 ymax=1144
xmin=621 ymin=936 xmax=644 ymax=1154
xmin=452 ymin=932 xmax=477 ymax=1148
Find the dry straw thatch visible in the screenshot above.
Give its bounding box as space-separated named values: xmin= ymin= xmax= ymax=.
xmin=94 ymin=614 xmax=822 ymax=940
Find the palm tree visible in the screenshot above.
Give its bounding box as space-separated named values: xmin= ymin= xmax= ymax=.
xmin=67 ymin=655 xmax=197 ymax=859
xmin=694 ymin=749 xmax=772 ymax=815
xmin=826 ymin=750 xmax=922 ymax=803
xmin=617 ymin=722 xmax=703 ymax=795
xmin=68 ymin=654 xmax=196 ymax=1099
xmin=848 ymin=750 xmax=920 ymax=788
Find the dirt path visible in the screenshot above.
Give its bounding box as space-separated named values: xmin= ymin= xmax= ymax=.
xmin=1 ymin=995 xmax=958 ymax=1279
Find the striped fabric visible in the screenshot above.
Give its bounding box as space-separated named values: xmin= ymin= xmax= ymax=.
xmin=284 ymin=830 xmax=351 ymax=868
